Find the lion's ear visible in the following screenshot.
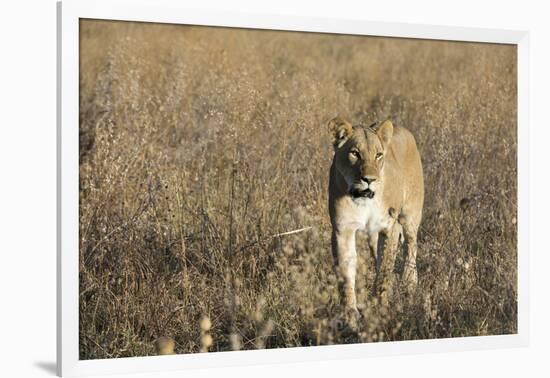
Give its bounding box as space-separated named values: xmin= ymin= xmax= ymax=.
xmin=328 ymin=117 xmax=353 ymax=148
xmin=372 ymin=119 xmax=393 ymax=146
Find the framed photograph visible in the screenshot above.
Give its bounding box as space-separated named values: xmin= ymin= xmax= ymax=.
xmin=57 ymin=0 xmax=529 ymax=376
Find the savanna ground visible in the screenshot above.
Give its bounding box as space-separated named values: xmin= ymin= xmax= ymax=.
xmin=79 ymin=19 xmax=517 ymax=359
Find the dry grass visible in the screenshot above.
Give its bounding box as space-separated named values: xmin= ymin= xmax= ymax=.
xmin=78 ymin=19 xmax=517 ymax=359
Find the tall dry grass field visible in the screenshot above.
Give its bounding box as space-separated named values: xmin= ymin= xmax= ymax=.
xmin=79 ymin=19 xmax=517 ymax=359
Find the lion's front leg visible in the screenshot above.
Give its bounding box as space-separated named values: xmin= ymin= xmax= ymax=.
xmin=374 ymin=223 xmax=400 ymax=305
xmin=367 ymin=233 xmax=379 ymax=272
xmin=331 ymin=227 xmax=358 ymax=313
xmin=400 ymin=215 xmax=419 ymax=291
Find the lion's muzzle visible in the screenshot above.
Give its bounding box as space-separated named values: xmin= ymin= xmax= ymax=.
xmin=350 ymin=187 xmax=375 ymax=199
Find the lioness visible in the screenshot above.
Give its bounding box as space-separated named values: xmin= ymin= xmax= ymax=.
xmin=328 ymin=117 xmax=424 ymax=313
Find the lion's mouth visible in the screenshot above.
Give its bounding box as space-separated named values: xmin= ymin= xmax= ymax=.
xmin=350 ymin=188 xmax=375 ymax=199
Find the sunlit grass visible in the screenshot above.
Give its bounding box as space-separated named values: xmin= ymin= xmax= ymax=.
xmin=78 ymin=19 xmax=517 ymax=359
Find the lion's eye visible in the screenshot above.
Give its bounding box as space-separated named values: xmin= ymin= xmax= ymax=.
xmin=376 ymin=152 xmax=383 ymax=160
xmin=350 ymin=150 xmax=360 ymax=159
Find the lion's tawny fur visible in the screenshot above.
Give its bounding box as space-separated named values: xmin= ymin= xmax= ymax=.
xmin=328 ymin=117 xmax=424 ymax=312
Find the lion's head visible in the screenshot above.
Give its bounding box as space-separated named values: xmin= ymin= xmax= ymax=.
xmin=328 ymin=117 xmax=394 ymax=200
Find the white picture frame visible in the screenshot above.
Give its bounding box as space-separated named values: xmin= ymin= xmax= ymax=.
xmin=57 ymin=0 xmax=530 ymax=376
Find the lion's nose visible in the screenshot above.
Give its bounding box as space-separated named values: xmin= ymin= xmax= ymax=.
xmin=361 ymin=176 xmax=376 ymax=185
